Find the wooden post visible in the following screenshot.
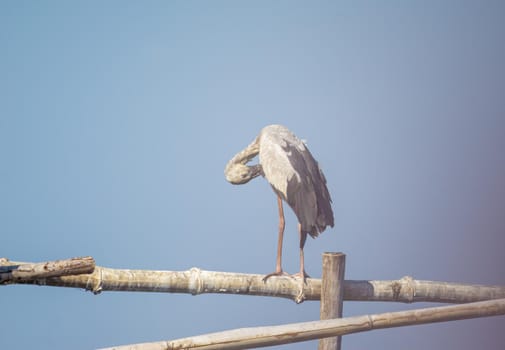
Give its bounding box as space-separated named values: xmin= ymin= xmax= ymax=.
xmin=318 ymin=252 xmax=346 ymax=350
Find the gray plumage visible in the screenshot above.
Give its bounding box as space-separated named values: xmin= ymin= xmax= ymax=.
xmin=225 ymin=124 xmax=334 ymax=280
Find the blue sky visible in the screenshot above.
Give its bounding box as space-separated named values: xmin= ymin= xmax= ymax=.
xmin=1 ymin=1 xmax=504 ymax=349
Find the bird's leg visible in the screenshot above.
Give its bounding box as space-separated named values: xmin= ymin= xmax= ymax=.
xmin=262 ymin=195 xmax=289 ymax=282
xmin=292 ymin=223 xmax=310 ymax=284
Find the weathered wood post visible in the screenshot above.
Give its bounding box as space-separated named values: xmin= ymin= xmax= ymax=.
xmin=318 ymin=252 xmax=346 ymax=350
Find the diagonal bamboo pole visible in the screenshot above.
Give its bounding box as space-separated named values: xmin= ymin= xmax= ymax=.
xmin=0 ymin=257 xmax=95 ymax=283
xmin=1 ymin=257 xmax=504 ymax=304
xmin=100 ymin=298 xmax=505 ymax=350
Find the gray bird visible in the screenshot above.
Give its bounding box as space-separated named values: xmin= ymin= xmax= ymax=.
xmin=225 ymin=124 xmax=334 ymax=281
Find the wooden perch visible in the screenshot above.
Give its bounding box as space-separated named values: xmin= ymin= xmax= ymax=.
xmin=0 ymin=256 xmax=95 ymax=284
xmin=319 ymin=252 xmax=346 ymax=350
xmin=100 ymin=298 xmax=505 ymax=350
xmin=1 ymin=257 xmax=504 ymax=304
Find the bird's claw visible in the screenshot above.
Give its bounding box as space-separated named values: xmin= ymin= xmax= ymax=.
xmin=291 ymin=270 xmax=310 ymax=285
xmin=262 ymin=270 xmax=292 ymax=283
xmin=263 ymin=270 xmax=310 ymax=284
xmin=294 ymin=287 xmax=306 ymax=304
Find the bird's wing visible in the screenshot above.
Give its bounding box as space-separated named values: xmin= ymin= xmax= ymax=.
xmin=282 ymin=142 xmax=321 ymax=237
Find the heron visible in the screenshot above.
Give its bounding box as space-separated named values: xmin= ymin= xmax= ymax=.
xmin=224 ymin=124 xmax=334 ymax=282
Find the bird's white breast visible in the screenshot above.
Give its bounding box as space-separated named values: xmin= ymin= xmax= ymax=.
xmin=258 ymin=125 xmax=304 ymax=197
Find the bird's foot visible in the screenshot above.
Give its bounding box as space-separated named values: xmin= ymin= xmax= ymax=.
xmin=262 ymin=270 xmax=292 ymax=283
xmin=294 ymin=286 xmax=306 ymax=304
xmin=293 ymin=274 xmax=308 ymax=304
xmin=291 ymin=270 xmax=310 ymax=285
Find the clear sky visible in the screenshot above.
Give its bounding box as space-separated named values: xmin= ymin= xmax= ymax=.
xmin=1 ymin=1 xmax=504 ymax=349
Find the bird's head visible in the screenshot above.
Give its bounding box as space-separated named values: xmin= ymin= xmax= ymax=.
xmin=224 ymin=163 xmax=262 ymax=185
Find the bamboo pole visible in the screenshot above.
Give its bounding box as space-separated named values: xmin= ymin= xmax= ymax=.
xmin=1 ymin=257 xmax=504 ymax=304
xmin=100 ymin=298 xmax=505 ymax=350
xmin=0 ymin=256 xmax=95 ymax=283
xmin=319 ymin=252 xmax=346 ymax=350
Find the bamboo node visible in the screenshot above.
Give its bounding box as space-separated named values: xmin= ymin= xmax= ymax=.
xmin=401 ymin=275 xmax=415 ymax=302
xmin=89 ymin=267 xmax=103 ymax=295
xmin=189 ymin=267 xmax=203 ymax=295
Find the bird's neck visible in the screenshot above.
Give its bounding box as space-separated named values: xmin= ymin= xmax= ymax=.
xmin=227 ymin=137 xmax=260 ymax=166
